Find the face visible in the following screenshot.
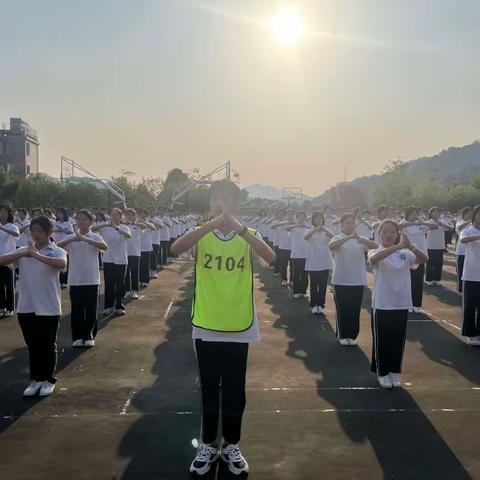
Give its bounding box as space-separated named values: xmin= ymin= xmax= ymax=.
xmin=126 ymin=211 xmax=136 ymax=223
xmin=341 ymin=217 xmax=356 ymax=235
xmin=111 ymin=210 xmax=122 ymax=224
xmin=0 ymin=208 xmax=8 ymax=223
xmin=286 ymin=209 xmax=295 ymax=223
xmin=407 ymin=210 xmax=418 ymax=222
xmin=380 ymin=223 xmax=399 ymax=247
xmin=19 ymin=211 xmax=26 ymax=220
xmin=33 ymin=210 xmax=42 ymax=219
xmin=277 ymin=210 xmax=285 ymax=220
xmin=210 ymin=190 xmax=237 ymax=217
xmin=139 ymin=211 xmax=147 ymax=221
xmin=430 ymin=209 xmax=439 ymax=220
xmin=30 ymin=224 xmax=50 ymax=244
xmin=312 ymin=214 xmax=324 ymax=227
xmin=76 ymin=213 xmax=92 ymax=231
xmin=463 ymin=210 xmax=473 ymax=221
xmin=473 ymin=211 xmax=480 ymax=227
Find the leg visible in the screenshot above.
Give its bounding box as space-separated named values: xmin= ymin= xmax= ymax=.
xmin=410 ymin=263 xmax=425 ymax=308
xmin=0 ymin=266 xmax=15 ymax=311
xmin=103 ymin=263 xmax=115 ymax=309
xmin=292 ymin=258 xmax=301 ymax=294
xmin=69 ymin=286 xmax=84 ymax=342
xmin=115 ymin=264 xmax=127 ymax=310
xmin=317 ymin=270 xmax=329 ymax=309
xmin=18 ymin=313 xmax=42 ymax=381
xmin=221 ymin=342 xmax=249 ymax=445
xmin=462 ymin=281 xmax=480 ymax=337
xmin=426 ymin=250 xmax=434 ymax=282
xmin=435 ymin=249 xmax=444 ymax=281
xmin=334 ymin=285 xmax=363 ymax=339
xmin=309 ymin=271 xmax=320 ymax=308
xmin=84 ymin=285 xmax=99 ymax=340
xmin=456 ymin=255 xmax=465 ymax=293
xmin=131 ymin=256 xmax=140 ymax=291
xmin=195 ymin=340 xmax=222 ymax=444
xmin=36 ymin=315 xmax=61 ymax=383
xmin=299 ymin=258 xmax=308 ymax=294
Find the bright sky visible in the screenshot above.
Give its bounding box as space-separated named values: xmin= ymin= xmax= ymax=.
xmin=1 ymin=0 xmax=479 ymax=195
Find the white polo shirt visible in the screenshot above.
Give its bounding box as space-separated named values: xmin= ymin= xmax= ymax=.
xmin=17 ymin=243 xmax=67 ymax=315
xmin=305 ymin=229 xmax=333 ymax=271
xmin=63 ymin=232 xmax=104 ymax=286
xmin=330 ymin=234 xmax=368 ymax=286
xmin=290 ymin=226 xmax=309 ymax=259
xmin=426 ymin=224 xmax=446 ymax=250
xmin=401 ymin=224 xmax=428 ymax=254
xmin=368 ymin=246 xmax=417 ymax=310
xmin=99 ymin=224 xmax=130 ymax=265
xmin=460 ymin=226 xmax=480 ymax=281
xmin=126 ymin=224 xmax=142 ymax=257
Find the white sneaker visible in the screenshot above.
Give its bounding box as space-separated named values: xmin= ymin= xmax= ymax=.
xmin=302 ymin=293 xmax=309 ymax=299
xmin=61 ymin=284 xmax=68 ymax=289
xmin=72 ymin=339 xmax=84 ymax=348
xmin=39 ymin=381 xmax=56 ymax=397
xmin=408 ymin=308 xmax=413 ymax=313
xmin=23 ymin=381 xmax=43 ymax=397
xmin=347 ymin=338 xmax=358 ymax=346
xmin=425 ymin=281 xmax=434 ymax=286
xmin=103 ymin=307 xmax=114 ymax=315
xmin=389 ymin=373 xmax=402 ymax=388
xmin=3 ymin=310 xmax=14 ymax=317
xmin=339 ymin=338 xmax=350 ymax=346
xmin=378 ymin=375 xmax=393 ymax=389
xmin=413 ymin=307 xmax=422 ymax=314
xmin=467 ymin=337 xmax=480 ymax=346
xmin=435 ymin=282 xmax=443 ymax=287
xmin=0 ymin=308 xmax=5 ymax=316
xmin=316 ymin=306 xmax=324 ymax=315
xmin=116 ymin=309 xmax=126 ymax=316
xmin=150 ymin=273 xmax=158 ymax=279
xmin=311 ymin=307 xmax=318 ymax=314
xmin=130 ymin=291 xmax=139 ymax=299
xmin=189 ymin=443 xmax=219 ymax=475
xmin=281 ymin=280 xmax=287 ymax=286
xmin=84 ymin=339 xmax=95 ymax=347
xmin=293 ymin=293 xmax=301 ymax=299
xmin=221 ymin=443 xmax=249 ymax=475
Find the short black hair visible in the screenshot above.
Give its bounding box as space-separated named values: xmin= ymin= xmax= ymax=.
xmin=77 ymin=209 xmax=94 ymax=222
xmin=30 ymin=216 xmax=53 ymax=235
xmin=0 ymin=205 xmax=14 ymax=223
xmin=471 ymin=205 xmax=480 ymax=225
xmin=460 ymin=206 xmax=472 ymax=219
xmin=208 ymin=180 xmax=241 ymax=203
xmin=311 ymin=211 xmax=325 ymax=226
xmin=404 ymin=206 xmax=418 ymax=220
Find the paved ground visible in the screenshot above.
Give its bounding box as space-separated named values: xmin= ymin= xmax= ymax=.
xmin=0 ymin=251 xmax=479 ymax=480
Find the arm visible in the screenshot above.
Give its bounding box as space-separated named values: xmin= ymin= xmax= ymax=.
xmin=358 ymin=237 xmax=378 ymax=249
xmin=115 ymin=225 xmax=132 ymax=239
xmin=170 ymin=215 xmax=225 ymax=255
xmin=0 ymin=224 xmax=20 ymax=238
xmin=78 ymin=233 xmax=108 ymax=251
xmin=329 ymin=234 xmax=355 ymax=251
xmin=461 ymin=235 xmax=480 ymax=244
xmin=28 ymin=243 xmax=67 ymax=270
xmin=0 ymin=249 xmax=27 ymax=266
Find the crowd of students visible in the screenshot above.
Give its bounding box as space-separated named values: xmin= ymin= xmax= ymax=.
xmin=0 ymin=204 xmax=196 ymax=397
xmin=245 ymin=203 xmax=480 ymax=389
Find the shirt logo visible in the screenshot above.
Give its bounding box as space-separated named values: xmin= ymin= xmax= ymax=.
xmin=399 ymin=253 xmax=406 ymax=261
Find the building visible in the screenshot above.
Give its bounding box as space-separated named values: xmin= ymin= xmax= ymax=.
xmin=0 ymin=118 xmax=39 ymax=176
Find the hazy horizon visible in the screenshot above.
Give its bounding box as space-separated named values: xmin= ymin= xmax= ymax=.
xmin=2 ymin=0 xmax=479 ymax=196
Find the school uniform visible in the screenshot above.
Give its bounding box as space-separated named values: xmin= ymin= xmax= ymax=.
xmin=426 ymin=224 xmax=446 ymax=282
xmin=369 ymin=246 xmax=417 ymax=377
xmin=0 ymin=222 xmax=20 ymax=312
xmin=150 ymin=218 xmax=162 ymax=270
xmin=460 ymin=226 xmax=480 ymax=337
xmin=64 ymin=233 xmax=104 ymax=341
xmin=290 ymin=226 xmax=309 ymax=295
xmin=277 ymin=226 xmax=292 ymax=282
xmin=100 ymin=224 xmax=130 ymax=310
xmin=139 ymin=227 xmax=153 ymax=284
xmin=401 ymin=223 xmax=428 ymax=307
xmin=159 ymin=217 xmax=171 ymax=267
xmin=126 ymin=224 xmax=141 ymax=292
xmin=272 ymin=222 xmax=281 ymax=274
xmin=330 ymin=234 xmax=368 ymax=340
xmin=305 ymin=229 xmax=333 ymax=309
xmin=16 ymin=243 xmax=67 ymax=384
xmin=455 ymin=221 xmax=467 ymax=293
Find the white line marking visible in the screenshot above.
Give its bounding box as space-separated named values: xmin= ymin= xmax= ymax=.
xmin=421 ymin=311 xmax=461 ymax=331
xmin=120 ymin=390 xmax=136 ymax=415
xmin=164 ymin=297 xmax=175 ymax=319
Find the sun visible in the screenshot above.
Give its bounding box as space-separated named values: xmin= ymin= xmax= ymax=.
xmin=270 ymin=8 xmax=304 ymax=47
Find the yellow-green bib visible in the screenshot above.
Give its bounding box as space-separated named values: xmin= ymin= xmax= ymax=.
xmin=192 ymin=228 xmax=255 ymax=332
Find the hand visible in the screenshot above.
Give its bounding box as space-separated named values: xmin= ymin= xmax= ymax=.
xmin=75 ymin=231 xmax=85 ymax=242
xmin=209 ymin=214 xmax=227 ymax=230
xmin=223 ymin=213 xmax=244 ymax=233
xmin=351 ymin=231 xmax=360 ymax=240
xmin=27 ymin=241 xmax=38 ymax=258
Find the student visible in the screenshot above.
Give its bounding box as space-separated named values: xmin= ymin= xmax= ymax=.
xmin=270 ymin=209 xmax=284 ymax=278
xmin=93 ymin=208 xmax=131 ymax=315
xmin=455 ymin=207 xmax=473 ymax=294
xmin=425 ymin=207 xmax=451 ymax=286
xmin=148 ymin=206 xmax=163 ymax=277
xmin=354 ymin=207 xmax=373 ymax=240
xmin=158 ymin=208 xmax=171 ymax=268
xmin=329 ymin=213 xmax=377 ymax=345
xmin=369 ymin=221 xmax=428 ymax=388
xmin=58 ymin=210 xmax=107 ymax=347
xmin=124 ymin=209 xmax=142 ymax=299
xmin=287 ymin=211 xmax=310 ymax=298
xmin=15 ymin=208 xmax=30 ymax=249
xmin=137 ymin=209 xmax=156 ymax=287
xmin=459 ymin=205 xmax=480 ymax=345
xmin=399 ymin=207 xmax=429 ymax=313
xmin=272 ymin=209 xmax=295 ymax=286
xmin=0 ymin=206 xmax=20 ymax=317
xmin=171 ymin=179 xmax=275 ymax=476
xmin=304 ymin=212 xmax=333 ymax=314
xmin=0 ymin=216 xmax=67 ymax=397
xmin=53 ymin=207 xmax=74 ymax=288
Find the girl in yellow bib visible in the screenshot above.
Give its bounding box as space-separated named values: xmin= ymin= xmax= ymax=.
xmin=171 ymin=180 xmax=275 ymax=476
